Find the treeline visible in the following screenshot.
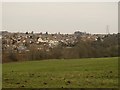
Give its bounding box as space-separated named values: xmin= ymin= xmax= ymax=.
xmin=2 ymin=34 xmax=119 ymax=62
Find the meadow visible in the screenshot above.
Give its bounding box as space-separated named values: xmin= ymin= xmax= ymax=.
xmin=2 ymin=57 xmax=118 ymax=88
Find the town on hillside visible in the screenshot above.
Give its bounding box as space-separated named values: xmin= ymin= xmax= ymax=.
xmin=1 ymin=31 xmax=119 ymax=62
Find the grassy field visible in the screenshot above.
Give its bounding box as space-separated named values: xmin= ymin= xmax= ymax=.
xmin=2 ymin=57 xmax=118 ymax=88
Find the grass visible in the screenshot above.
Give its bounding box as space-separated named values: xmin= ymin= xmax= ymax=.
xmin=0 ymin=64 xmax=2 ymax=89
xmin=2 ymin=57 xmax=118 ymax=88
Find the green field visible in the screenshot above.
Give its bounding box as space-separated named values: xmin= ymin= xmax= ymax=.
xmin=2 ymin=57 xmax=118 ymax=88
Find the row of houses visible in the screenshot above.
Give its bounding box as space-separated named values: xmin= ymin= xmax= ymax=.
xmin=2 ymin=31 xmax=105 ymax=53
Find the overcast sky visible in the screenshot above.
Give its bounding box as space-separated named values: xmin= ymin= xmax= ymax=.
xmin=2 ymin=2 xmax=118 ymax=34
